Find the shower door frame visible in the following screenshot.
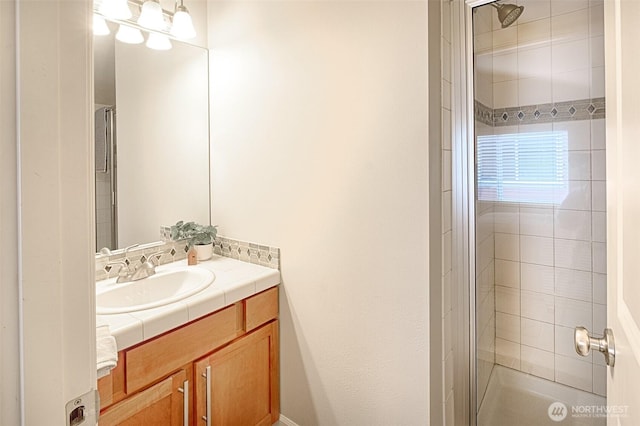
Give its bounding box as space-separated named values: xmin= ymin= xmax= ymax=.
xmin=452 ymin=0 xmax=504 ymax=424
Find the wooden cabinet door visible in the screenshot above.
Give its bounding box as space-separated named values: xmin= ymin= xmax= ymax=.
xmin=195 ymin=321 xmax=279 ymax=426
xmin=99 ymin=369 xmax=189 ymax=426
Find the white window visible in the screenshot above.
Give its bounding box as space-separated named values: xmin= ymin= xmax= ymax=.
xmin=476 ymin=131 xmax=569 ymax=204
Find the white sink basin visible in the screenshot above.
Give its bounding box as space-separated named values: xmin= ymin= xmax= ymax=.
xmin=96 ymin=267 xmax=215 ymax=314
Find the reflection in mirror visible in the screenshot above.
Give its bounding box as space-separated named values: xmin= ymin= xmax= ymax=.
xmin=94 ymin=25 xmax=210 ymax=253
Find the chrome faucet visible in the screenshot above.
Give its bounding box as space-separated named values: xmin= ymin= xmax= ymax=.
xmin=106 ymin=247 xmax=172 ymax=284
xmin=104 ymin=244 xmax=154 ymax=284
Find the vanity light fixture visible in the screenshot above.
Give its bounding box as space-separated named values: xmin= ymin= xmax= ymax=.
xmin=170 ymin=0 xmax=196 ymax=40
xmin=116 ymin=24 xmax=144 ymax=44
xmin=137 ymin=0 xmax=165 ymax=31
xmin=93 ymin=0 xmax=197 ymax=49
xmin=99 ymin=0 xmax=132 ymax=20
xmin=93 ymin=14 xmax=111 ymax=36
xmin=146 ymin=32 xmax=172 ymax=50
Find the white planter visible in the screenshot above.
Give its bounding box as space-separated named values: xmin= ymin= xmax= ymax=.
xmin=194 ymin=243 xmax=213 ymax=261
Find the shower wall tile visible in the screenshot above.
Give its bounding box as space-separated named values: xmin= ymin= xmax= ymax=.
xmin=590 ymin=119 xmax=606 ymax=149
xmin=520 ymin=206 xmax=554 ymax=237
xmin=555 ymin=354 xmax=593 ymax=392
xmin=494 ymin=205 xmax=519 ymax=234
xmin=518 ymin=77 xmax=552 ymax=106
xmin=591 ymin=66 xmax=605 ymax=98
xmin=592 ymin=273 xmax=606 ymax=303
xmin=552 ymin=39 xmax=590 ymax=74
xmin=589 ymin=3 xmax=605 ymax=36
xmin=592 ymin=364 xmax=606 ymax=396
xmin=592 ymin=181 xmax=606 ymax=211
xmin=496 ymin=338 xmax=521 ymax=369
xmin=552 ymin=0 xmax=589 ymax=16
xmin=496 ymin=285 xmax=521 ymax=316
xmin=555 ymin=268 xmax=592 ymax=302
xmin=474 ymin=3 xmax=493 ymax=35
xmin=493 ymin=26 xmax=518 ymax=50
xmin=475 ymin=32 xmax=493 ymax=55
xmin=521 ymin=263 xmax=555 ymax=295
xmin=567 ymin=150 xmax=591 ymax=180
xmin=518 ymin=0 xmax=551 ymax=25
xmin=495 ymin=260 xmax=520 ymax=288
xmin=590 ymin=35 xmax=605 ymax=68
xmin=592 ymin=242 xmax=607 ymax=274
xmin=551 ymin=8 xmax=589 ymax=42
xmin=521 ymin=318 xmax=555 ymax=351
xmin=520 ymin=236 xmax=554 ymax=266
xmin=493 ymin=52 xmax=518 ymax=83
xmin=555 ymin=296 xmax=593 ymax=329
xmin=495 ymin=233 xmax=520 ymax=261
xmin=517 ymin=45 xmax=551 ymax=80
xmin=518 ymin=18 xmax=551 ymax=45
xmin=554 ymin=209 xmax=591 ymax=241
xmin=521 ymin=346 xmax=555 ymax=380
xmin=521 ymin=290 xmax=554 ymax=323
xmin=477 ymin=0 xmax=606 ymax=400
xmin=593 ymin=303 xmax=606 ymax=332
xmin=555 ymin=238 xmax=592 ymax=271
xmin=493 ymin=80 xmax=519 ymax=109
xmin=496 ymin=312 xmax=521 ymax=343
xmin=591 ymin=149 xmax=606 ymax=181
xmin=556 ymin=181 xmax=592 ymax=211
xmin=555 ymin=325 xmax=584 ymax=359
xmin=552 ymin=68 xmax=590 ymax=102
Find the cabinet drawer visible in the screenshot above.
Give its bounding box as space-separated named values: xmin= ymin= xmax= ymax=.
xmin=126 ymin=304 xmax=241 ymax=393
xmin=245 ymin=287 xmax=279 ymax=332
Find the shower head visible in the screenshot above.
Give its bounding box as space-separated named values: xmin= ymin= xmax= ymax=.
xmin=491 ymin=2 xmax=524 ymax=28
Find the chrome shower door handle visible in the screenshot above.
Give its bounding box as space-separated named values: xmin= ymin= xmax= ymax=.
xmin=575 ymin=326 xmax=616 ymax=367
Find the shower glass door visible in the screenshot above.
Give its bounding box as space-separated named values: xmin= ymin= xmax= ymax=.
xmin=471 ymin=1 xmax=607 ymax=424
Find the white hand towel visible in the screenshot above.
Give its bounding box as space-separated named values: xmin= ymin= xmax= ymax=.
xmin=96 ymin=324 xmax=118 ymax=379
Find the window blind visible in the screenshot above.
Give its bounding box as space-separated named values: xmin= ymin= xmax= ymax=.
xmin=476 ymin=130 xmax=569 ymax=204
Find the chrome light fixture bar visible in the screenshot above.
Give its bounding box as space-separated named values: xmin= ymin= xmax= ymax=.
xmin=93 ymin=0 xmax=196 ymax=47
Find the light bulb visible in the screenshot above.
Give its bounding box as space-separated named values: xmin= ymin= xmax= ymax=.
xmin=98 ymin=0 xmax=132 ymax=20
xmin=116 ymin=25 xmax=144 ymax=44
xmin=170 ymin=6 xmax=196 ymax=40
xmin=93 ymin=15 xmax=111 ymax=36
xmin=138 ymin=0 xmax=165 ymax=31
xmin=146 ymin=33 xmax=172 ymax=50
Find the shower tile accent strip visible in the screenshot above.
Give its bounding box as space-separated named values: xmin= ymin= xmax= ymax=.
xmin=95 ymin=235 xmax=280 ymax=281
xmin=474 ymin=97 xmax=606 ymax=127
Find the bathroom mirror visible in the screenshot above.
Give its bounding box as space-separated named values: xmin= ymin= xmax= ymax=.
xmin=94 ymin=29 xmax=210 ymax=252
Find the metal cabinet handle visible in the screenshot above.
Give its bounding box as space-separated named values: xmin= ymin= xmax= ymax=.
xmin=178 ymin=380 xmax=189 ymax=426
xmin=575 ymin=326 xmax=615 ymax=367
xmin=201 ymin=366 xmax=211 ymax=426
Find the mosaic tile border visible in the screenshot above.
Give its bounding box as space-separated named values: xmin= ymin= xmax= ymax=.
xmin=95 ymin=235 xmax=280 ymax=281
xmin=475 ymin=97 xmax=606 ymax=127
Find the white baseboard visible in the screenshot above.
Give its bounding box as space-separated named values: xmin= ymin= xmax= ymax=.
xmin=278 ymin=414 xmax=300 ymax=426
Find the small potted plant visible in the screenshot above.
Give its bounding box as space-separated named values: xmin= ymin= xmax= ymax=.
xmin=171 ymin=220 xmax=218 ymax=261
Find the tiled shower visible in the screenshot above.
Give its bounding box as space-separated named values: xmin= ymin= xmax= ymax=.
xmin=473 ymin=0 xmax=606 ymax=412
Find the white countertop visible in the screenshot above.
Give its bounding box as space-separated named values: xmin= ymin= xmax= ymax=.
xmin=96 ymin=255 xmax=281 ymax=351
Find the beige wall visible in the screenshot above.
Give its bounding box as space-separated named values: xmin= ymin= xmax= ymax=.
xmin=0 ymin=0 xmax=20 ymax=424
xmin=208 ymin=1 xmax=431 ymax=424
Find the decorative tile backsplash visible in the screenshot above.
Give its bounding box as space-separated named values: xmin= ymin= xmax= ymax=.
xmin=475 ymin=97 xmax=606 ymax=127
xmin=95 ymin=235 xmax=280 ymax=281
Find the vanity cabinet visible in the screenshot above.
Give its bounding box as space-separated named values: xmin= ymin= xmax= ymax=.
xmin=98 ymin=287 xmax=279 ymax=426
xmin=195 ymin=321 xmax=278 ymax=426
xmin=99 ymin=369 xmax=188 ymax=426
